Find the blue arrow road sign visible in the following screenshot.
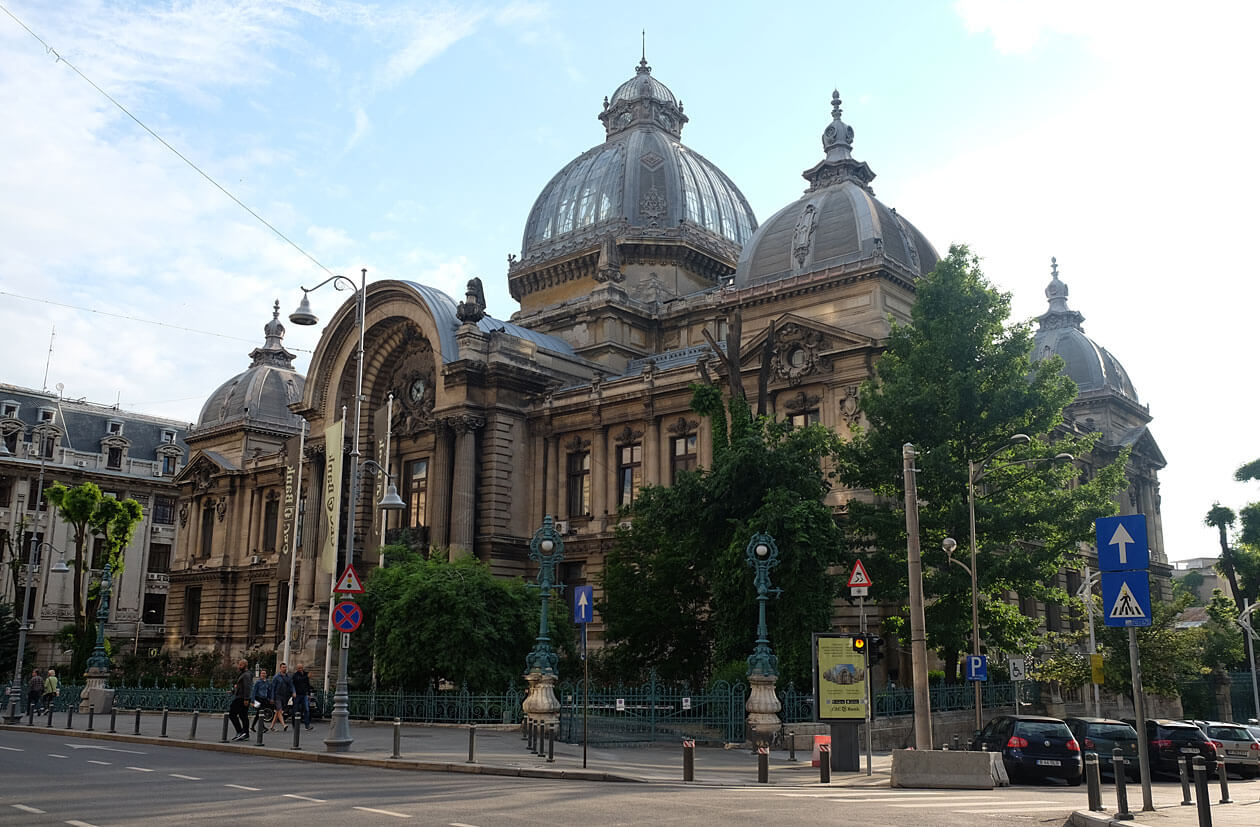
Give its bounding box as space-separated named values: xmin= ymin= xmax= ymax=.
xmin=1101 ymin=570 xmax=1152 ymax=628
xmin=1095 ymin=514 xmax=1149 ymax=571
xmin=573 ymin=585 xmax=594 ymax=624
xmin=965 ymin=654 xmax=988 ymax=682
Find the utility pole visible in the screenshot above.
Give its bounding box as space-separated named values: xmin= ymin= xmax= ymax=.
xmin=903 ymin=444 xmax=932 ymax=750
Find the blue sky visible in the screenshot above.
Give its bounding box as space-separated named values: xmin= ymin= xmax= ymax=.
xmin=2 ymin=0 xmax=1257 ymax=564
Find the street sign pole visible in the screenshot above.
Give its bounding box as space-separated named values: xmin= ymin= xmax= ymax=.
xmin=1128 ymin=627 xmax=1154 ymax=811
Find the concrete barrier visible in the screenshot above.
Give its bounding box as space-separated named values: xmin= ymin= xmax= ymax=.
xmin=890 ymin=749 xmax=1009 ymax=789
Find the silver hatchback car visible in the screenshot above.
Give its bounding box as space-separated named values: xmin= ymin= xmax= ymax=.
xmin=1191 ymin=720 xmax=1260 ymax=778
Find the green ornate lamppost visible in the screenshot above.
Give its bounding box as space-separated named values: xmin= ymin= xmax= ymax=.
xmin=521 ymin=515 xmax=565 ymax=726
xmin=81 ymin=563 xmax=116 ymax=713
xmin=744 ymin=532 xmax=783 ymax=743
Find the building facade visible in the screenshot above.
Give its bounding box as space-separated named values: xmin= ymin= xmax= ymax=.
xmin=0 ymin=384 xmax=188 ymax=666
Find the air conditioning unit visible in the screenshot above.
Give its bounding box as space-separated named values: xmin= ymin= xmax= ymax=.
xmin=554 ymin=520 xmax=568 ymax=535
xmin=75 ymin=460 xmax=87 ymax=467
xmin=250 ymin=555 xmax=261 ymax=565
xmin=153 ymin=469 xmax=163 ymax=477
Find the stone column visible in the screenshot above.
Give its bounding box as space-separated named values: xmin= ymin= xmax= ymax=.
xmin=429 ymin=420 xmax=453 ymax=551
xmin=448 ymin=415 xmax=483 ymax=558
xmin=546 ymin=434 xmax=560 ymax=519
xmin=644 ymin=415 xmax=660 ymax=486
xmin=591 ymin=426 xmax=607 ymax=527
xmin=746 ymin=674 xmax=782 ymax=745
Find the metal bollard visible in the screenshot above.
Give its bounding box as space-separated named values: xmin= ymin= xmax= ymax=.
xmin=46 ymin=706 xmax=54 ymax=727
xmin=534 ymin=721 xmax=544 ymax=757
xmin=221 ymin=713 xmax=230 ymax=743
xmin=189 ymin=710 xmax=199 ymax=740
xmin=160 ymin=707 xmax=169 ymax=738
xmin=819 ymin=743 xmax=831 ymax=783
xmin=1217 ymin=759 xmax=1232 ymax=804
xmin=65 ymin=705 xmax=74 ymax=730
xmin=391 ymin=718 xmax=401 ymax=759
xmin=467 ymin=724 xmax=477 ymax=764
xmin=1112 ymin=748 xmax=1133 ymax=821
xmin=526 ymin=718 xmax=536 ymax=752
xmin=1193 ymin=756 xmax=1213 ymax=827
xmin=134 ymin=707 xmax=142 ymax=735
xmin=1179 ymin=756 xmax=1193 ymax=805
xmin=683 ymin=739 xmax=695 ymax=782
xmin=255 ymin=718 xmax=264 ymax=745
xmin=109 ymin=708 xmax=117 ymax=734
xmin=952 ymin=734 xmax=960 ymax=750
xmin=27 ymin=704 xmax=35 ymax=726
xmin=5 ymin=698 xmax=14 ymax=720
xmin=291 ymin=717 xmax=301 ymax=751
xmin=788 ymin=731 xmax=796 ymax=762
xmin=757 ymin=745 xmax=769 ymax=784
xmin=88 ymin=705 xmax=95 ymax=732
xmin=1085 ymin=753 xmax=1104 ymax=812
xmin=547 ymin=724 xmax=555 ymax=763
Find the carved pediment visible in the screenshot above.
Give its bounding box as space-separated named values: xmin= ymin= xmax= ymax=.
xmin=738 ymin=314 xmax=877 ymax=387
xmin=173 ymin=451 xmax=238 ymax=488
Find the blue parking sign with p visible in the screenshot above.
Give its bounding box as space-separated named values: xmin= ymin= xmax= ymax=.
xmin=965 ymin=654 xmax=988 ymax=682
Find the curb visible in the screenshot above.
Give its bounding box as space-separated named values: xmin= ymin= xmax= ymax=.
xmin=0 ymin=723 xmax=639 ymax=783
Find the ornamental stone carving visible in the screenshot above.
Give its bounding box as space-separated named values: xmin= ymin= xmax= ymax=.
xmin=564 ymin=434 xmax=591 ymax=452
xmin=639 ymin=185 xmax=667 ymax=227
xmin=782 ymin=390 xmax=822 ymax=414
xmin=665 ymin=416 xmax=698 ymax=436
xmin=386 ymin=327 xmax=437 ymax=436
xmin=772 ymin=323 xmax=830 ymax=386
xmin=178 ymin=504 xmax=189 ymax=527
xmin=613 ymin=425 xmax=643 ymax=445
xmin=216 ymin=499 xmax=227 ymax=522
xmin=839 ymin=384 xmax=861 ymax=427
xmin=792 ymin=204 xmax=818 ymax=269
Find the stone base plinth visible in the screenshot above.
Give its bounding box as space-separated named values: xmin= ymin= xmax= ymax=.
xmin=522 ymin=670 xmax=559 ymax=727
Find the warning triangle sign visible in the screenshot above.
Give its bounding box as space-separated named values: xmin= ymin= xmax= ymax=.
xmin=334 ymin=565 xmax=364 ymax=594
xmin=1108 ymin=581 xmax=1146 ymax=619
xmin=848 ymin=560 xmax=872 ymax=587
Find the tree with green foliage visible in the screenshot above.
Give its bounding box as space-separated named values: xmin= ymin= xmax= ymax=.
xmin=355 ymin=548 xmax=544 ymax=691
xmin=834 ymin=244 xmax=1129 ymax=681
xmin=43 ymin=481 xmax=143 ymax=632
xmin=601 ymin=387 xmax=846 ymax=688
xmin=1208 ymin=459 xmax=1260 ymax=612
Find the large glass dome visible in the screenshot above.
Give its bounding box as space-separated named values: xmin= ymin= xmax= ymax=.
xmin=518 ymin=59 xmax=756 ymax=262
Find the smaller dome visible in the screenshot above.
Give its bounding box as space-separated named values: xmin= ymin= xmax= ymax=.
xmin=607 ymin=57 xmax=680 ymax=111
xmin=196 ymin=301 xmax=306 ymax=431
xmin=1032 ymin=259 xmax=1138 ymax=401
xmin=733 ymin=92 xmax=937 ymax=288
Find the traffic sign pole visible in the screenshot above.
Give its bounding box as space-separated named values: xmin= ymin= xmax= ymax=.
xmin=1129 ymin=627 xmax=1154 ymax=812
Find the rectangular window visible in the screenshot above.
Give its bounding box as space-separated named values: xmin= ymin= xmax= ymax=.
xmin=407 ymin=458 xmax=429 ymax=529
xmin=263 ymin=497 xmax=279 ymax=552
xmin=670 ymin=434 xmax=698 ymax=483
xmin=2 ymin=432 xmax=16 ymax=455
xmin=200 ymin=505 xmax=215 ymax=558
xmin=617 ymin=444 xmax=643 ymax=507
xmin=162 ymin=455 xmax=176 ymax=475
xmin=1 ymin=404 xmax=15 ymax=417
xmin=39 ymin=434 xmax=54 ymax=458
xmin=161 ymin=430 xmax=176 ymax=444
xmin=788 ymin=409 xmax=821 ymax=429
xmin=566 ymin=451 xmax=591 ymax=517
xmin=153 ymin=495 xmax=177 ymax=525
xmin=27 ymin=478 xmax=48 ymax=511
xmin=142 ymin=593 xmax=166 ymax=625
xmin=108 ymin=422 xmax=122 ymax=434
xmin=107 ymin=446 xmax=123 ymax=469
xmin=148 ymin=543 xmax=171 ymax=574
xmin=0 ymin=476 xmax=10 ymax=508
xmin=184 ymin=586 xmax=202 ymax=635
xmin=249 ymin=583 xmax=269 ymax=638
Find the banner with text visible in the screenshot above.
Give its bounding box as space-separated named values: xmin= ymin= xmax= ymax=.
xmin=321 ymin=418 xmax=344 ymax=574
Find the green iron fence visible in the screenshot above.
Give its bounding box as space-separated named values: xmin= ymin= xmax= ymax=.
xmin=556 ymin=674 xmax=745 ymax=745
xmin=1180 ymin=670 xmax=1260 ymax=722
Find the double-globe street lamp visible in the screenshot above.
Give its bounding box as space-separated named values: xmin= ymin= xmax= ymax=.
xmin=290 ymin=269 xmax=405 ymax=753
xmin=942 ymin=434 xmax=1073 ymax=731
xmin=9 ymin=540 xmax=69 ymax=716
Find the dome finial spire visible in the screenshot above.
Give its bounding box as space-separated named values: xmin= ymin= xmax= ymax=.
xmin=637 ymin=30 xmax=650 ymax=75
xmin=831 ymin=89 xmax=843 ymax=119
xmin=1037 ymin=257 xmax=1084 ymax=332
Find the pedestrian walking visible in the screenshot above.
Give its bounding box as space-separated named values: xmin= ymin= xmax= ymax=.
xmin=26 ymin=669 xmax=44 ymax=715
xmin=251 ymin=669 xmax=273 ymax=730
xmin=270 ymin=663 xmax=294 ymax=732
xmin=228 ymin=660 xmax=251 ymax=741
xmin=40 ymin=669 xmax=59 ymax=712
xmin=291 ymin=663 xmax=313 ymax=731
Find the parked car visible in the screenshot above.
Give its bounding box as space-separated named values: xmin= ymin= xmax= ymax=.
xmin=1065 ymin=717 xmax=1140 ymax=781
xmin=1126 ymin=719 xmax=1218 ymax=778
xmin=1189 ymin=720 xmax=1260 ymax=778
xmin=972 ymin=714 xmax=1083 ymax=785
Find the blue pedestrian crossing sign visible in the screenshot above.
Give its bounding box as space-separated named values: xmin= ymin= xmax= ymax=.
xmin=1095 ymin=515 xmax=1149 ymax=571
xmin=1101 ymin=570 xmax=1152 ymax=628
xmin=965 ymin=654 xmax=988 ymax=682
xmin=573 ymin=585 xmax=594 ymax=624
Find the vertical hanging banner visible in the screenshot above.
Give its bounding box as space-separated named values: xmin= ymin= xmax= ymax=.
xmin=282 ymin=430 xmax=301 ymax=559
xmin=373 ymin=403 xmax=392 ymax=542
xmin=322 ymin=418 xmax=345 ymax=574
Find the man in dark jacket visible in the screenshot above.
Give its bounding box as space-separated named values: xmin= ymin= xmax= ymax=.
xmin=229 ymin=660 xmax=251 ymax=741
xmin=291 ymin=663 xmax=313 ymax=731
xmin=26 ymin=669 xmax=44 ymax=715
xmin=270 ymin=663 xmax=295 ymax=731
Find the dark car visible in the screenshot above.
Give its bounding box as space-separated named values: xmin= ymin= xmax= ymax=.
xmin=972 ymin=714 xmax=1083 ymax=785
xmin=1127 ymin=719 xmax=1218 ymax=777
xmin=1066 ymin=717 xmax=1140 ymax=781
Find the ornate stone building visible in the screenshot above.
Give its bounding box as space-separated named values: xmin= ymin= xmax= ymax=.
xmin=163 ymin=60 xmax=1167 ymax=685
xmin=0 ymin=383 xmax=188 ymax=665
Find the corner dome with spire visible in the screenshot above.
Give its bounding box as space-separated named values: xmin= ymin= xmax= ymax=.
xmin=733 ymin=92 xmax=937 ymax=288
xmin=510 ymin=56 xmax=757 ymax=306
xmin=195 ymin=301 xmax=306 ymax=433
xmin=1032 ymin=259 xmax=1138 ymax=401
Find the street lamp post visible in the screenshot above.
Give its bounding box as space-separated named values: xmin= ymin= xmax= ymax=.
xmin=1238 ymin=600 xmax=1260 ymax=721
xmin=1076 ymin=567 xmax=1102 ymax=717
xmin=8 ymin=540 xmax=68 ymax=717
xmin=522 ymin=516 xmax=564 ymax=727
xmin=744 ymin=532 xmax=783 ymax=744
xmin=289 ymin=267 xmax=378 ymax=753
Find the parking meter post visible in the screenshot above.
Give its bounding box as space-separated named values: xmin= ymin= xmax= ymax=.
xmin=1113 ymin=748 xmax=1133 ymax=820
xmin=1217 ymin=759 xmax=1232 ymax=804
xmin=1085 ymin=752 xmax=1103 ymax=812
xmin=1193 ymin=757 xmax=1213 ymax=827
xmin=1179 ymin=756 xmax=1193 ymax=805
xmin=819 ymin=743 xmax=831 ymax=784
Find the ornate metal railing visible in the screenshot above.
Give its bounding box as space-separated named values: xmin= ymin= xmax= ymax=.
xmin=556 ymin=673 xmax=746 ymax=745
xmin=779 ymin=680 xmax=1040 ymax=721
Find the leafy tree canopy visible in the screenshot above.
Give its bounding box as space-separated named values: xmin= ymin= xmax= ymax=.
xmin=834 ymin=245 xmax=1128 ymax=678
xmin=601 ymin=389 xmax=846 ymax=688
